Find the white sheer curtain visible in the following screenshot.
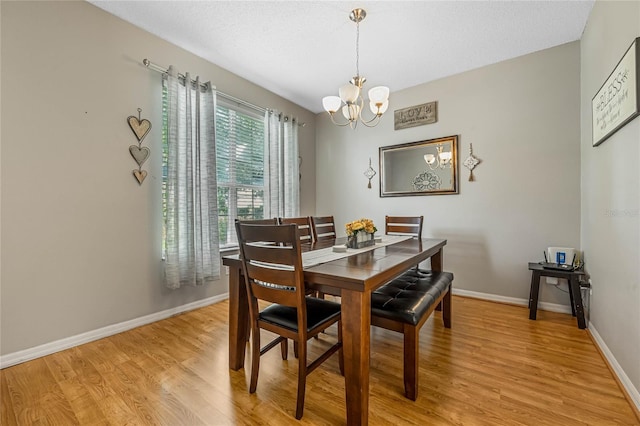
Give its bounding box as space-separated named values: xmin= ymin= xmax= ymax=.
xmin=265 ymin=110 xmax=300 ymax=218
xmin=163 ymin=66 xmax=220 ymax=289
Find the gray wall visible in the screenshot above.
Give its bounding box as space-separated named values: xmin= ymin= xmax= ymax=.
xmin=316 ymin=42 xmax=581 ymax=306
xmin=0 ymin=1 xmax=316 ymax=355
xmin=580 ymin=0 xmax=640 ymax=399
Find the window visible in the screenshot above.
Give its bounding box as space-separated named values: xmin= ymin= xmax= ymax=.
xmin=162 ymin=94 xmax=266 ymax=251
xmin=215 ymin=100 xmax=266 ymax=247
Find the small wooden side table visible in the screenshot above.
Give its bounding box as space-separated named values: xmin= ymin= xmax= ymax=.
xmin=528 ymin=262 xmax=587 ymax=329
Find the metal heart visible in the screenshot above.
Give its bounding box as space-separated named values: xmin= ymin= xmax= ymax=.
xmin=127 ymin=116 xmax=152 ymax=142
xmin=129 ymin=145 xmax=150 ymax=167
xmin=133 ymin=169 xmax=147 ymax=185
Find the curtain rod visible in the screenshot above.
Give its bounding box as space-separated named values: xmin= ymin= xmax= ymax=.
xmin=143 ymin=59 xmax=305 ymax=126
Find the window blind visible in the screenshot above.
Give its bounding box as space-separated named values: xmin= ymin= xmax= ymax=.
xmin=216 ymin=100 xmax=266 ymax=246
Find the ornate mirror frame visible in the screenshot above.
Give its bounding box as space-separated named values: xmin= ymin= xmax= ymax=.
xmin=379 ymin=135 xmax=458 ymax=197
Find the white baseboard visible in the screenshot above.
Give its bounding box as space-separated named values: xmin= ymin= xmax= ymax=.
xmin=588 ymin=324 xmax=640 ymax=413
xmin=452 ymin=288 xmax=573 ymax=314
xmin=0 ymin=293 xmax=229 ymax=369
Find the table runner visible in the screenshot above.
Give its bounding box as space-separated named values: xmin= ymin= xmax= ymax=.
xmin=302 ymin=235 xmax=413 ymax=268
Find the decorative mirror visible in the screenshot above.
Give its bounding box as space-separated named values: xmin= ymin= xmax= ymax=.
xmin=379 ymin=135 xmax=458 ymax=197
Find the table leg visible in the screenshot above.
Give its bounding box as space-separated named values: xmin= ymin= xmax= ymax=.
xmin=341 ymin=289 xmax=370 ymax=426
xmin=228 ymin=266 xmax=249 ymax=370
xmin=529 ymin=271 xmax=541 ymax=320
xmin=568 ymin=281 xmax=576 ymax=316
xmin=569 ymin=277 xmax=586 ymax=329
xmin=431 ymin=249 xmax=443 ymax=272
xmin=431 ymin=249 xmax=443 ymax=311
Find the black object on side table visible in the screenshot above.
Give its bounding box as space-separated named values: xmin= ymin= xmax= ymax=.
xmin=528 ymin=262 xmax=587 ymax=329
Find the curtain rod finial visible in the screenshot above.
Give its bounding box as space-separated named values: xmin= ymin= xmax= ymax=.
xmin=143 ymin=59 xmax=150 ymax=67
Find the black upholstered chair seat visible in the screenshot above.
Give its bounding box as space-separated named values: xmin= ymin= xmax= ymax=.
xmin=371 ymin=270 xmax=454 ymax=325
xmin=260 ymin=297 xmax=341 ymax=332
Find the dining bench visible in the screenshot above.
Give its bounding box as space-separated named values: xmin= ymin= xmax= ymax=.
xmin=371 ymin=268 xmax=453 ymax=400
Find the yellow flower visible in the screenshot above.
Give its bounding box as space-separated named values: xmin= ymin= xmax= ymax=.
xmin=345 ymin=218 xmax=377 ymax=236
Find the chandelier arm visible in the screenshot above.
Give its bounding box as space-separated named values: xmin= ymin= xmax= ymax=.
xmin=327 ymin=112 xmax=353 ymax=127
xmin=359 ymin=110 xmax=381 ymax=124
xmin=360 ymin=115 xmax=382 ymax=128
xmin=358 ymin=103 xmax=382 ymax=126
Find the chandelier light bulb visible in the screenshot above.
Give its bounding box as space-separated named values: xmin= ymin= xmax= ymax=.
xmin=339 ymin=83 xmax=360 ymax=103
xmin=424 ymin=154 xmax=436 ymax=165
xmin=323 ymin=96 xmax=342 ymax=113
xmin=368 ymin=86 xmax=389 ymax=104
xmin=439 ymin=151 xmax=452 ymax=164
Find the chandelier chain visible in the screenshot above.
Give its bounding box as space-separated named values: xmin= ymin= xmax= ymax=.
xmin=355 ymin=19 xmax=360 ymax=77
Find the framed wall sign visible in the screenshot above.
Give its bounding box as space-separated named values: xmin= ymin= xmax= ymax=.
xmin=592 ymin=37 xmax=640 ymax=147
xmin=394 ymin=102 xmax=437 ymax=130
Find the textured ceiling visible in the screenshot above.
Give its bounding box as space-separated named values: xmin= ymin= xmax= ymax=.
xmin=89 ymin=1 xmax=594 ymax=114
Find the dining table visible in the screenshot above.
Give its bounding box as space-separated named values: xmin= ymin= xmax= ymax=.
xmin=223 ymin=236 xmax=447 ymax=425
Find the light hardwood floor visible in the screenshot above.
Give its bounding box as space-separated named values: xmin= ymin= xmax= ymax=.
xmin=1 ymin=296 xmax=638 ymax=425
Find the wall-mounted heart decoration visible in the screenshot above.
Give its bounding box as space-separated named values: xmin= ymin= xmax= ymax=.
xmin=133 ymin=169 xmax=147 ymax=185
xmin=126 ymin=108 xmax=152 ymax=186
xmin=127 ymin=116 xmax=151 ymax=142
xmin=129 ymin=145 xmax=150 ymax=167
xmin=127 ymin=108 xmax=152 ymax=142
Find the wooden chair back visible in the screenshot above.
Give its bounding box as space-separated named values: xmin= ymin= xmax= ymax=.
xmin=236 ymin=222 xmax=305 ymax=309
xmin=310 ymin=216 xmax=337 ymax=242
xmin=385 ymin=215 xmax=424 ymax=238
xmin=279 ymin=217 xmax=314 ymax=244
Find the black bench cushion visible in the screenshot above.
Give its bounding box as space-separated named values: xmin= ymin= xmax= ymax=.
xmin=371 ymin=270 xmax=453 ymax=326
xmin=259 ymin=296 xmax=341 ymax=332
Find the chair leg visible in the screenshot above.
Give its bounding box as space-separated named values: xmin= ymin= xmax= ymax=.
xmin=403 ymin=324 xmax=419 ymax=401
xmin=280 ymin=338 xmax=288 ymax=360
xmin=249 ymin=326 xmax=261 ymax=393
xmin=442 ymin=286 xmax=452 ymax=328
xmin=295 ymin=340 xmax=307 ymax=419
xmin=293 ymin=341 xmax=299 ymax=359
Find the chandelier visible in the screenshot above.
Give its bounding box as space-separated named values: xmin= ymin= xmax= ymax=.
xmin=424 ymin=145 xmax=452 ymax=170
xmin=322 ymin=9 xmax=390 ymax=129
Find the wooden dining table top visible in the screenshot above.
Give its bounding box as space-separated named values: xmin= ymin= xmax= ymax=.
xmin=223 ymin=236 xmax=447 ymax=292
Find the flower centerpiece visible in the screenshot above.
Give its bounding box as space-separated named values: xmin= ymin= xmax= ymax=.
xmin=345 ymin=218 xmax=377 ymax=249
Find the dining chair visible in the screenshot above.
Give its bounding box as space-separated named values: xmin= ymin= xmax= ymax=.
xmin=310 ymin=216 xmax=337 ymax=242
xmin=235 ymin=221 xmax=343 ymax=420
xmin=385 ymin=215 xmax=424 ymax=238
xmin=385 ymin=215 xmax=426 ymax=272
xmin=279 ymin=216 xmax=314 ymax=243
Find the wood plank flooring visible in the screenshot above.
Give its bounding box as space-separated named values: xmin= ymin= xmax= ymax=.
xmin=1 ymin=296 xmax=638 ymax=425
